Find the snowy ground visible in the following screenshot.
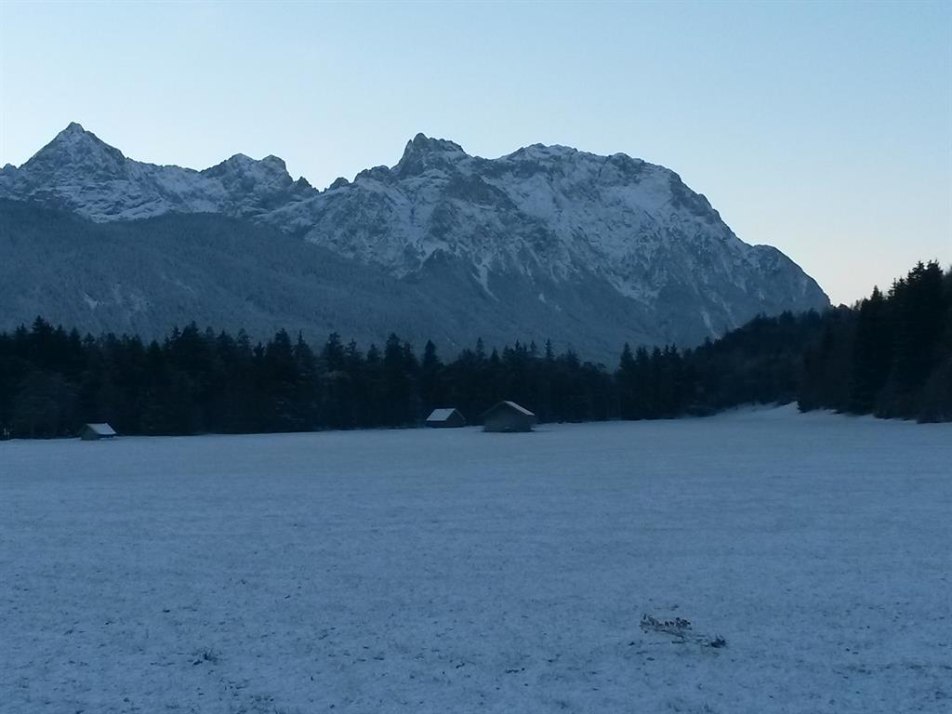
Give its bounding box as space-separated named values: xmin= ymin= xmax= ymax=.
xmin=1 ymin=406 xmax=950 ymax=713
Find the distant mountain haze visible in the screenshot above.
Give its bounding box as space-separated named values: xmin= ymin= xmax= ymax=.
xmin=0 ymin=124 xmax=829 ymax=360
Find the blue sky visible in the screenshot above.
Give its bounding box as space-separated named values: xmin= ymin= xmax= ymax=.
xmin=1 ymin=0 xmax=949 ymax=304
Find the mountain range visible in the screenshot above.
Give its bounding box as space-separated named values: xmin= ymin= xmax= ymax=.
xmin=0 ymin=123 xmax=828 ymax=361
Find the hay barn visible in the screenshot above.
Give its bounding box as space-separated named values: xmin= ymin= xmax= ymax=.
xmin=481 ymin=401 xmax=536 ymax=433
xmin=80 ymin=423 xmax=117 ymax=441
xmin=425 ymin=408 xmax=467 ymax=428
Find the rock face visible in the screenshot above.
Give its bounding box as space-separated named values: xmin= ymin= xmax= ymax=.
xmin=0 ymin=124 xmax=829 ymax=360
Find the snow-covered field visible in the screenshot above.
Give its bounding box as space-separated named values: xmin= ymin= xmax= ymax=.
xmin=1 ymin=406 xmax=950 ymax=713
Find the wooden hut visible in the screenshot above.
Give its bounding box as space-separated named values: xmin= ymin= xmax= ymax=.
xmin=481 ymin=401 xmax=536 ymax=433
xmin=80 ymin=423 xmax=117 ymax=441
xmin=425 ymin=408 xmax=467 ymax=428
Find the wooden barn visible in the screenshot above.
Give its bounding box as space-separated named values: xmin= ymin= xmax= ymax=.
xmin=481 ymin=401 xmax=536 ymax=433
xmin=425 ymin=408 xmax=467 ymax=428
xmin=80 ymin=423 xmax=117 ymax=441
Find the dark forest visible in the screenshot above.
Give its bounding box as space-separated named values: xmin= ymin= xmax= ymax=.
xmin=2 ymin=261 xmax=949 ymax=438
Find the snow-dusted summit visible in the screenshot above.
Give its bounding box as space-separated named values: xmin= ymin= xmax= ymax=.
xmin=0 ymin=124 xmax=829 ymax=356
xmin=0 ymin=123 xmax=315 ymax=221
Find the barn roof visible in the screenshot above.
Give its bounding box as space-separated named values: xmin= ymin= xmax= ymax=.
xmin=498 ymin=400 xmax=535 ymax=416
xmin=426 ymin=408 xmax=460 ymax=422
xmin=483 ymin=401 xmax=535 ymax=418
xmin=84 ymin=423 xmax=117 ymax=436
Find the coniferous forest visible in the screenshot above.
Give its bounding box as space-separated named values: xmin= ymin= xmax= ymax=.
xmin=1 ymin=261 xmax=949 ymax=439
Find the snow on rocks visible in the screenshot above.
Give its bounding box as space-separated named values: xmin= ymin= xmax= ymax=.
xmin=0 ymin=125 xmax=829 ymax=347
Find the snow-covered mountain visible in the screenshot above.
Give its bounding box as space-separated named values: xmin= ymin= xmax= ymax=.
xmin=0 ymin=124 xmax=829 ymax=359
xmin=0 ymin=122 xmax=316 ymax=221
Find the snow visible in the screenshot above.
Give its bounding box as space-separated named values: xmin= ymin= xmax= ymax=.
xmin=2 ymin=125 xmax=829 ymax=346
xmin=425 ymin=408 xmax=458 ymax=422
xmin=82 ymin=423 xmax=117 ymax=437
xmin=3 ymin=408 xmax=949 ymax=713
xmin=495 ymin=400 xmax=535 ymax=416
xmin=474 ymin=261 xmax=496 ymax=298
xmin=3 ymin=124 xmax=308 ymax=223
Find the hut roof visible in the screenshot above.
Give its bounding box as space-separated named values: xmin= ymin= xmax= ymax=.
xmin=84 ymin=423 xmax=117 ymax=437
xmin=427 ymin=408 xmax=460 ymax=422
xmin=485 ymin=400 xmax=535 ymax=418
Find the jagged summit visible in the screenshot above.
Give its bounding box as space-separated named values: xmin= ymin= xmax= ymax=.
xmin=63 ymin=121 xmax=88 ymax=133
xmin=1 ymin=123 xmax=315 ymax=221
xmin=28 ymin=122 xmax=126 ymax=172
xmin=405 ymin=133 xmax=466 ymax=156
xmin=209 ymin=153 xmax=286 ymax=169
xmin=0 ymin=125 xmax=829 ymax=352
xmin=221 ymin=152 xmax=256 ymax=164
xmin=56 ymin=121 xmax=93 ymax=139
xmin=43 ymin=122 xmax=114 ymax=152
xmin=203 ymin=152 xmax=291 ymax=180
xmin=506 ymin=143 xmax=580 ymax=160
xmin=395 ymin=133 xmax=468 ymax=177
xmin=261 ymin=155 xmax=287 ymax=171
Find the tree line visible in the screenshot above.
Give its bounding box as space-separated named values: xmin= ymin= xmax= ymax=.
xmin=1 ymin=261 xmax=949 ymax=438
xmin=798 ymin=260 xmax=951 ymax=421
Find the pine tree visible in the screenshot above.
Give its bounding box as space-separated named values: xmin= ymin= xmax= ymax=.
xmin=420 ymin=340 xmax=443 ymax=411
xmin=616 ymin=343 xmax=637 ymax=419
xmin=847 ymin=287 xmax=891 ymax=413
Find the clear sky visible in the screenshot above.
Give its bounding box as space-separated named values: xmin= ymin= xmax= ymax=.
xmin=1 ymin=0 xmax=949 ymax=305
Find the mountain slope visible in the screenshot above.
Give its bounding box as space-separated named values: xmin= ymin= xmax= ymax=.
xmin=274 ymin=135 xmax=827 ymax=339
xmin=0 ymin=125 xmax=829 ymax=357
xmin=0 ymin=200 xmax=670 ymax=358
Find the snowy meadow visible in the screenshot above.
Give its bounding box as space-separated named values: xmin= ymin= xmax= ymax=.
xmin=1 ymin=406 xmax=950 ymax=713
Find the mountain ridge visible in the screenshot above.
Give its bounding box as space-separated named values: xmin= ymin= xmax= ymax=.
xmin=0 ymin=124 xmax=830 ymax=357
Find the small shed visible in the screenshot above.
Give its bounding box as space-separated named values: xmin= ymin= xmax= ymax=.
xmin=425 ymin=408 xmax=467 ymax=428
xmin=481 ymin=401 xmax=536 ymax=433
xmin=80 ymin=423 xmax=117 ymax=441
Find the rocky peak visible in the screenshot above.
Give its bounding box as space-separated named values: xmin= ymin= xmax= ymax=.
xmin=394 ymin=133 xmax=468 ymax=178
xmin=205 ymin=153 xmax=287 ymax=177
xmin=60 ymin=121 xmax=87 ymax=136
xmin=507 ymin=143 xmax=578 ymax=161
xmin=260 ymin=154 xmax=288 ymax=172
xmin=202 ymin=152 xmax=301 ymax=199
xmin=23 ymin=122 xmax=127 ymax=177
